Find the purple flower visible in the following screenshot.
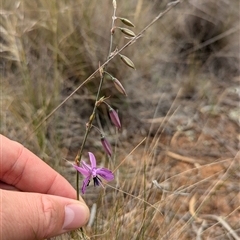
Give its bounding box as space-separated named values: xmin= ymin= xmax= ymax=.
xmin=73 ymin=152 xmax=114 ymax=194
xmin=109 ymin=107 xmax=121 ymax=129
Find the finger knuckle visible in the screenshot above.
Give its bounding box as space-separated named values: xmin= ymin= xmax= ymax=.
xmin=37 ymin=195 xmax=60 ymax=238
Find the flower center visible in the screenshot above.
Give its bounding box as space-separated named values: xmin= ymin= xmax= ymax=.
xmin=93 ymin=176 xmax=102 ymax=186
xmin=91 ymin=167 xmax=97 ymax=177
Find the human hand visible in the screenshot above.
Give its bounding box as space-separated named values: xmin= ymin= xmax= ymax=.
xmin=0 ymin=134 xmax=89 ymax=240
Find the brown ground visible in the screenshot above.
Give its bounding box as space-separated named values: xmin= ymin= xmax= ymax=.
xmin=59 ymin=74 xmax=239 ymax=240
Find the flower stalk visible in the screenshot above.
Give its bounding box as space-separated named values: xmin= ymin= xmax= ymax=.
xmin=74 ymin=2 xmax=118 ymax=200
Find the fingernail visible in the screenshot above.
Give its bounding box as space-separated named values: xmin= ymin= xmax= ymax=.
xmin=62 ymin=204 xmax=89 ymax=230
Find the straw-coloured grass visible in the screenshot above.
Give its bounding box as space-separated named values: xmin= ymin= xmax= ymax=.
xmin=1 ymin=0 xmax=239 ymax=239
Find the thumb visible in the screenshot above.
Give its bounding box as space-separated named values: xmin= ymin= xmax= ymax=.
xmin=1 ymin=190 xmax=89 ymax=240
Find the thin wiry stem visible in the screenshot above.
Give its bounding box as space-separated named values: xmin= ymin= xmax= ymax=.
xmin=108 ymin=4 xmax=117 ymax=59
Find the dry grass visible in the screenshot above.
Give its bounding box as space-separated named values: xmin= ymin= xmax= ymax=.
xmin=1 ymin=0 xmax=239 ymax=239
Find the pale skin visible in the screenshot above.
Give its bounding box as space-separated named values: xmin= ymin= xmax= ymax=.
xmin=0 ymin=134 xmax=90 ymax=240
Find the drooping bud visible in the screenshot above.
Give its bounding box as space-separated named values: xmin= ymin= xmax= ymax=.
xmin=109 ymin=107 xmax=121 ymax=129
xmin=119 ymin=17 xmax=135 ymax=27
xmin=119 ymin=27 xmax=136 ymax=37
xmin=112 ymin=78 xmax=127 ymax=96
xmin=101 ymin=135 xmax=112 ymax=157
xmin=119 ymin=54 xmax=136 ymax=69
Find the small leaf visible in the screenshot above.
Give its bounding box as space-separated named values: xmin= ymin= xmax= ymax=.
xmin=119 ymin=54 xmax=136 ymax=69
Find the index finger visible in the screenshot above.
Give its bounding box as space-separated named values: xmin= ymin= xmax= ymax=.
xmin=0 ymin=134 xmax=76 ymax=199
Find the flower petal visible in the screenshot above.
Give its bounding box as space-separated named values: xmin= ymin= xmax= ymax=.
xmin=81 ymin=161 xmax=92 ymax=171
xmin=96 ymin=168 xmax=114 ymax=181
xmin=82 ymin=175 xmax=91 ymax=194
xmin=73 ymin=164 xmax=89 ymax=176
xmin=88 ymin=152 xmax=96 ymax=168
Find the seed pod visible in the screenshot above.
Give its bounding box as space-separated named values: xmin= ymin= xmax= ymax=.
xmin=119 ymin=17 xmax=135 ymax=27
xmin=113 ymin=78 xmax=127 ymax=96
xmin=119 ymin=54 xmax=136 ymax=69
xmin=119 ymin=27 xmax=136 ymax=37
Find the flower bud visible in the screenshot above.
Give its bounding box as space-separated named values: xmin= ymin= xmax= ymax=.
xmin=119 ymin=54 xmax=136 ymax=69
xmin=113 ymin=78 xmax=127 ymax=96
xmin=109 ymin=107 xmax=121 ymax=129
xmin=119 ymin=27 xmax=136 ymax=37
xmin=101 ymin=135 xmax=112 ymax=157
xmin=119 ymin=18 xmax=135 ymax=27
